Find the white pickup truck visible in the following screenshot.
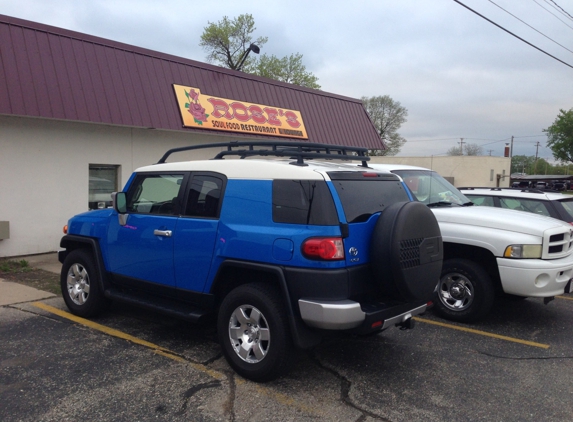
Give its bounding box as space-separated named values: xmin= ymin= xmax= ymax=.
xmin=370 ymin=164 xmax=573 ymax=322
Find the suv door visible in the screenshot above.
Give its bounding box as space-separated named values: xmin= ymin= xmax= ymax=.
xmin=174 ymin=173 xmax=225 ymax=293
xmin=106 ymin=173 xmax=186 ymax=286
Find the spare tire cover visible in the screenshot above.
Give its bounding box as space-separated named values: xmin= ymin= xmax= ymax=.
xmin=370 ymin=201 xmax=443 ymax=302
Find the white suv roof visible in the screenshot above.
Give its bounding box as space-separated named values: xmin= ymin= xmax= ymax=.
xmin=137 ymin=158 xmax=394 ymax=180
xmin=459 ymin=187 xmax=571 ymax=202
xmin=460 ymin=187 xmax=573 ymax=223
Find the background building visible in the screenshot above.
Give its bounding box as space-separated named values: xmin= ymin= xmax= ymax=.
xmin=369 ymin=155 xmax=511 ymax=187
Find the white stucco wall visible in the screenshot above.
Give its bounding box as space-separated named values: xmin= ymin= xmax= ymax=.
xmin=0 ymin=115 xmax=241 ymax=258
xmin=368 ymin=155 xmax=511 ymax=188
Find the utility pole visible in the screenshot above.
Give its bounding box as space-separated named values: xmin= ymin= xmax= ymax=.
xmin=458 ymin=138 xmax=465 ymax=155
xmin=487 ymin=149 xmax=494 ymax=156
xmin=534 ymin=141 xmax=540 ymax=174
xmin=510 ymin=135 xmax=514 ymax=174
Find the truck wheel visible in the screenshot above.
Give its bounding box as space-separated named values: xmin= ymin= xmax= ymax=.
xmin=61 ymin=250 xmax=110 ymax=318
xmin=217 ymin=283 xmax=292 ymax=382
xmin=370 ymin=201 xmax=443 ymax=302
xmin=434 ymin=258 xmax=494 ymax=323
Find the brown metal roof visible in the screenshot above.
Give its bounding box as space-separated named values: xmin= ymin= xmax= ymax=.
xmin=0 ymin=14 xmax=385 ymax=150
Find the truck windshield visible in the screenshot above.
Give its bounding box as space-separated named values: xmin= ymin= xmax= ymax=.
xmin=391 ymin=170 xmax=470 ymax=206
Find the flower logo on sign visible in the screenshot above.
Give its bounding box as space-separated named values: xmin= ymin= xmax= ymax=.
xmin=184 ymin=89 xmax=209 ymax=125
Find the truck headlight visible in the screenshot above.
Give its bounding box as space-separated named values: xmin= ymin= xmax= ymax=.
xmin=504 ymin=244 xmax=542 ymax=259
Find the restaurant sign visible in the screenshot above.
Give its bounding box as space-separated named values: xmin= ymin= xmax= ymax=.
xmin=173 ymin=84 xmax=308 ymax=139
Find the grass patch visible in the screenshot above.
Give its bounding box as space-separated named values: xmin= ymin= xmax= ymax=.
xmin=0 ymin=259 xmax=61 ymax=296
xmin=0 ymin=259 xmax=32 ymax=273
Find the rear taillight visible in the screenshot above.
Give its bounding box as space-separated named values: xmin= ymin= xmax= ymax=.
xmin=302 ymin=237 xmax=345 ymax=260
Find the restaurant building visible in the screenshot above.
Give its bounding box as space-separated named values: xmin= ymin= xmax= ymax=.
xmin=0 ymin=14 xmax=386 ymax=257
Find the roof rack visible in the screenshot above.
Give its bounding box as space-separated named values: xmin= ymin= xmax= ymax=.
xmin=156 ymin=141 xmax=371 ymax=167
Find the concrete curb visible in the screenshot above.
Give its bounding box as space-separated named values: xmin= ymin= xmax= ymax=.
xmin=0 ymin=278 xmax=56 ymax=306
xmin=1 ymin=253 xmax=61 ymax=306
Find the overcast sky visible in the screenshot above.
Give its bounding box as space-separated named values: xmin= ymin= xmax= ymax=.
xmin=1 ymin=0 xmax=572 ymax=160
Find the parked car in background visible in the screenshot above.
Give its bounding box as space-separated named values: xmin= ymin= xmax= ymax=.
xmin=460 ymin=187 xmax=573 ymax=225
xmin=512 ymin=181 xmax=530 ymax=189
xmin=369 ymin=164 xmax=573 ymax=323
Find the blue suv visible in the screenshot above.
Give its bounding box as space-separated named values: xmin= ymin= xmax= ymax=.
xmin=59 ymin=142 xmax=442 ymax=381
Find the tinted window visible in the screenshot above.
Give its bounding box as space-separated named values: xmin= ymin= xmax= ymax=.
xmin=184 ymin=175 xmax=224 ymax=218
xmin=466 ymin=195 xmax=495 ymax=207
xmin=558 ymin=199 xmax=573 ymax=221
xmin=331 ymin=178 xmax=410 ymax=223
xmin=273 ymin=180 xmax=338 ymax=225
xmin=126 ymin=174 xmax=184 ymax=214
xmin=499 ymin=197 xmax=551 ymax=216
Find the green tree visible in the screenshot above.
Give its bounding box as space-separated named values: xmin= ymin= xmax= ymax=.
xmin=199 ymin=14 xmax=320 ymax=88
xmin=446 ymin=145 xmax=462 ymax=156
xmin=511 ymin=155 xmax=536 ymax=174
xmin=254 ymin=53 xmax=320 ymax=89
xmin=362 ymin=95 xmax=407 ymax=156
xmin=199 ymin=14 xmax=268 ymax=71
xmin=545 ymin=108 xmax=573 ymax=162
xmin=533 ymin=158 xmax=551 ymax=174
xmin=446 ymin=143 xmax=482 ymax=156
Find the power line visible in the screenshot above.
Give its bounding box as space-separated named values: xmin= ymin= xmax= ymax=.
xmin=547 ymin=0 xmax=573 ymax=21
xmin=533 ymin=0 xmax=573 ymax=30
xmin=513 ymin=134 xmax=546 ymax=139
xmin=487 ymin=0 xmax=573 ymax=54
xmin=405 ymin=137 xmax=461 ymax=143
xmin=406 ymin=135 xmax=545 ymax=144
xmin=453 ymin=0 xmax=573 ymax=69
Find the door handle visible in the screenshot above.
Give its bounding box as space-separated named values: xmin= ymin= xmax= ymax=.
xmin=153 ymin=229 xmax=172 ymax=237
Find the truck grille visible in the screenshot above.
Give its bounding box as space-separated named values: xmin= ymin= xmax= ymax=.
xmin=544 ymin=228 xmax=573 ymax=259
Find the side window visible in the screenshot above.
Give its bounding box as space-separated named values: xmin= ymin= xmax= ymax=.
xmin=499 ymin=197 xmax=550 ymax=216
xmin=500 ymin=198 xmax=523 ymax=211
xmin=126 ymin=174 xmax=184 ymax=215
xmin=184 ymin=175 xmax=224 ymax=218
xmin=468 ymin=195 xmax=495 ymax=207
xmin=512 ymin=198 xmax=551 ymax=216
xmin=273 ymin=180 xmax=338 ymax=225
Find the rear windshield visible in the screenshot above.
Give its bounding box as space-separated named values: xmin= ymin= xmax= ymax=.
xmin=328 ymin=172 xmax=410 ymax=223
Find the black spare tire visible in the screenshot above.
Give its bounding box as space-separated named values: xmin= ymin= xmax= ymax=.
xmin=370 ymin=201 xmax=443 ymax=302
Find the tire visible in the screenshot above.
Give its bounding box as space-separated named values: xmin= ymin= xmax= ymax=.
xmin=433 ymin=258 xmax=495 ymax=323
xmin=61 ymin=249 xmax=110 ymax=318
xmin=370 ymin=201 xmax=443 ymax=302
xmin=217 ymin=283 xmax=292 ymax=382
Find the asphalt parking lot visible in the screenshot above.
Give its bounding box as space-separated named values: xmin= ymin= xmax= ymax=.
xmin=2 ymin=289 xmax=573 ymax=422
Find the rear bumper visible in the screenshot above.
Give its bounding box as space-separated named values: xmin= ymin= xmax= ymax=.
xmin=298 ymin=298 xmax=426 ymax=331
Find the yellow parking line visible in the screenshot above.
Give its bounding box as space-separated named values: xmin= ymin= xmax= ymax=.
xmin=413 ymin=316 xmax=550 ymax=349
xmin=556 ymin=295 xmax=573 ymax=301
xmin=32 ymin=301 xmax=195 ymax=363
xmin=31 ymin=302 xmax=319 ymax=415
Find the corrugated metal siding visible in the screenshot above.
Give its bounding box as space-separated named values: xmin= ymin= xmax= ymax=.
xmin=0 ymin=14 xmax=385 ymax=149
